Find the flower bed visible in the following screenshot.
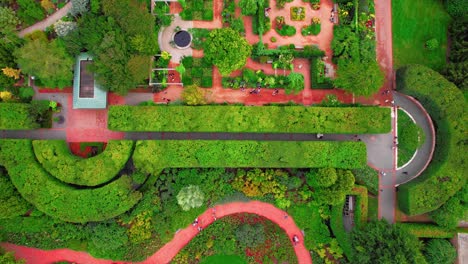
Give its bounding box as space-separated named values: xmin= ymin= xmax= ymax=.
xmin=291 ymin=7 xmax=306 ymax=21
xmin=301 ymin=17 xmax=321 ymax=36
xmin=275 ymin=16 xmax=297 ymax=36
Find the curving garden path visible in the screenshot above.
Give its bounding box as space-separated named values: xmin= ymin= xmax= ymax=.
xmin=2 ymin=201 xmax=312 ymax=264
xmin=18 ymin=2 xmax=72 ymax=37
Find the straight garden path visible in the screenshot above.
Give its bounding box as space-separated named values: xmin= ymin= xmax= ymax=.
xmin=18 ymin=2 xmax=72 ymax=37
xmin=2 ymin=201 xmax=312 ymax=264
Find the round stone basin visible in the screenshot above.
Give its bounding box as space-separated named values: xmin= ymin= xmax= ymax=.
xmin=173 ymin=30 xmax=192 ymax=49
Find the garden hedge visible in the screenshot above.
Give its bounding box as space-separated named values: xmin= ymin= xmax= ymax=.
xmin=0 ymin=103 xmax=40 ymax=129
xmin=351 ymin=185 xmax=368 ymax=228
xmin=397 ymin=223 xmax=456 ymax=238
xmin=330 ymin=202 xmax=353 ymax=259
xmin=133 ymin=140 xmax=367 ymax=175
xmin=396 ymin=65 xmax=467 ymax=215
xmin=108 ymin=105 xmax=391 ymax=133
xmin=0 ymin=140 xmax=142 ymax=223
xmin=33 ymin=140 xmax=134 ymax=186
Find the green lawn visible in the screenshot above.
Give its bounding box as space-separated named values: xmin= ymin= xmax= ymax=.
xmin=397 ymin=110 xmax=425 ymax=167
xmin=392 ymin=0 xmax=451 ymax=70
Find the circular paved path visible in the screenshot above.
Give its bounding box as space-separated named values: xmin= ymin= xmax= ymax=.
xmin=393 ymin=92 xmax=435 ymax=186
xmin=2 ymin=201 xmax=312 ymax=264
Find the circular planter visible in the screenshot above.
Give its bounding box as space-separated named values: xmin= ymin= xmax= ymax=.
xmin=172 ymin=30 xmax=192 ymax=49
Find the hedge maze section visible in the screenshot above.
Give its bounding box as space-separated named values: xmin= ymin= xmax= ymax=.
xmin=33 ymin=140 xmax=134 ymax=186
xmin=0 ymin=140 xmax=142 ymax=223
xmin=133 ymin=140 xmax=367 ymax=175
xmin=108 ymin=106 xmax=391 ymax=134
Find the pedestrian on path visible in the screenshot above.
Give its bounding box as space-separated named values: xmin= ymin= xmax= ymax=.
xmin=192 ymin=218 xmax=199 ymax=226
xmin=212 ymin=207 xmax=217 ymax=221
xmin=292 ymin=235 xmax=300 ymax=246
xmin=197 ymin=226 xmax=202 ymax=232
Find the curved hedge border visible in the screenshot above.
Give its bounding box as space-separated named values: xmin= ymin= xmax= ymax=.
xmin=108 ymin=106 xmax=391 ymax=134
xmin=133 ymin=140 xmax=367 ymax=175
xmin=33 ymin=140 xmax=134 ymax=186
xmin=0 ymin=140 xmax=142 ymax=223
xmin=396 ymin=65 xmax=467 ymax=215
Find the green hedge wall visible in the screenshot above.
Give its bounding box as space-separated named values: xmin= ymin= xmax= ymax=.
xmin=397 ymin=223 xmax=456 ymax=238
xmin=0 ymin=103 xmax=40 ymax=129
xmin=396 ymin=65 xmax=467 ymax=215
xmin=330 ymin=201 xmax=353 ymax=259
xmin=108 ymin=106 xmax=391 ymax=133
xmin=0 ymin=140 xmax=142 ymax=223
xmin=33 ymin=140 xmax=134 ymax=186
xmin=133 ymin=140 xmax=367 ymax=175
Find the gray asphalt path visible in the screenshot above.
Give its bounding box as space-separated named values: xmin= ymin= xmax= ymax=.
xmin=393 ymin=92 xmax=435 ymax=186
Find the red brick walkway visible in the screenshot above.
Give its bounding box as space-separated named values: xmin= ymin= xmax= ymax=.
xmin=2 ymin=201 xmax=312 ymax=264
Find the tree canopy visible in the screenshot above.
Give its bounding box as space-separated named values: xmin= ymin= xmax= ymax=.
xmin=333 ymin=59 xmax=384 ymax=97
xmin=306 ymin=168 xmax=355 ymax=205
xmin=15 ymin=38 xmax=73 ymax=88
xmin=204 ymin=28 xmax=252 ymax=76
xmin=423 ymin=239 xmax=457 ymax=264
xmin=351 ymin=220 xmax=427 ymax=264
xmin=238 ymin=0 xmax=258 ymax=15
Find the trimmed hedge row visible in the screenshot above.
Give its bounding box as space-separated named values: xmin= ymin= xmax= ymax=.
xmin=396 ymin=65 xmax=467 ymax=215
xmin=397 ymin=223 xmax=456 ymax=238
xmin=108 ymin=106 xmax=391 ymax=133
xmin=330 ymin=201 xmax=353 ymax=259
xmin=33 ymin=140 xmax=134 ymax=186
xmin=0 ymin=103 xmax=40 ymax=129
xmin=133 ymin=140 xmax=367 ymax=174
xmin=351 ymin=185 xmax=368 ymax=228
xmin=0 ymin=140 xmax=142 ymax=223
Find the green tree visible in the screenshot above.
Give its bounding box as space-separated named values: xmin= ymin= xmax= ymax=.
xmin=87 ymin=222 xmax=128 ymax=260
xmin=331 ymin=25 xmax=360 ymax=63
xmin=204 ymin=28 xmax=252 ymax=76
xmin=307 ymin=168 xmax=355 ymax=205
xmin=17 ymin=0 xmax=45 ymax=26
xmin=70 ymin=0 xmax=89 ymax=16
xmin=182 ymin=85 xmax=207 ymax=106
xmin=15 ymin=39 xmax=73 ymax=88
xmin=423 ymin=239 xmax=457 ymax=264
xmin=351 ymin=220 xmax=427 ymax=264
xmin=0 ymin=7 xmax=19 ymax=34
xmin=238 ymin=0 xmax=257 ymax=15
xmin=445 ymin=0 xmax=468 ymax=17
xmin=0 ymin=249 xmax=25 ymax=264
xmin=333 ymin=59 xmax=384 ymax=97
xmin=306 ymin=168 xmax=338 ymax=188
xmin=176 ymin=185 xmax=205 ymax=211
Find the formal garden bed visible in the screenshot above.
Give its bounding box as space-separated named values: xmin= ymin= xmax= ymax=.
xmin=180 ymin=0 xmax=214 ymax=21
xmin=181 ymin=56 xmax=213 ymax=88
xmin=301 ymin=17 xmax=321 ymax=36
xmin=0 ymin=101 xmax=52 ymax=129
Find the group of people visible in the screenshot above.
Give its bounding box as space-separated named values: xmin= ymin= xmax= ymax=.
xmin=192 ymin=208 xmax=218 ymax=232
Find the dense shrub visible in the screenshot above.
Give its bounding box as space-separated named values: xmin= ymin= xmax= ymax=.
xmin=108 ymin=105 xmax=391 ymax=133
xmin=330 ymin=202 xmax=353 ymax=259
xmin=275 ymin=24 xmax=296 ymax=36
xmin=396 ymin=65 xmax=467 ymax=215
xmin=306 ymin=168 xmax=355 ymax=206
xmin=0 ymin=140 xmax=142 ymax=223
xmin=176 ymin=185 xmax=205 ymax=211
xmin=236 ymin=223 xmax=265 ymax=247
xmin=445 ymin=0 xmax=468 ymax=17
xmin=17 ymin=0 xmax=45 ymax=26
xmin=352 ymin=166 xmax=378 ymax=195
xmin=0 ymin=103 xmax=41 ymax=129
xmin=33 ymin=140 xmax=134 ymax=186
xmin=133 ymin=140 xmax=367 ymax=175
xmin=423 ymin=239 xmax=457 ymax=264
xmin=397 ymin=223 xmax=455 ymax=238
xmin=429 ymin=185 xmax=467 ymax=229
xmin=351 ymin=220 xmax=427 ymax=264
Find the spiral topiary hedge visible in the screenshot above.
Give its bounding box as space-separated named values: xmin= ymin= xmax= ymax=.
xmin=33 ymin=140 xmax=134 ymax=186
xmin=0 ymin=140 xmax=142 ymax=223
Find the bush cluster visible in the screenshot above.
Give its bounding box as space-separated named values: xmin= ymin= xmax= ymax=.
xmin=0 ymin=101 xmax=51 ymax=129
xmin=396 ymin=223 xmax=455 ymax=238
xmin=33 ymin=140 xmax=134 ymax=186
xmin=132 ymin=140 xmax=367 ymax=175
xmin=108 ymin=105 xmax=391 ymax=133
xmin=0 ymin=140 xmax=142 ymax=223
xmin=396 ymin=65 xmax=467 ymax=215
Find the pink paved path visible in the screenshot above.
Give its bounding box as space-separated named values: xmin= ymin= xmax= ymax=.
xmin=2 ymin=201 xmax=312 ymax=264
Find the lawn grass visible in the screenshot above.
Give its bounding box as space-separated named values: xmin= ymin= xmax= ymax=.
xmin=397 ymin=110 xmax=425 ymax=167
xmin=392 ymin=0 xmax=451 ymax=70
